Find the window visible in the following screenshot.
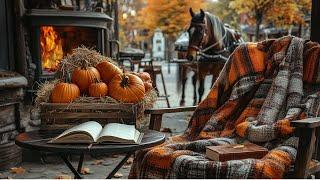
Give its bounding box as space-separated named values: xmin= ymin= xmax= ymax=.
xmin=158 ymin=46 xmax=161 ymax=52
xmin=0 ymin=0 xmax=14 ymax=71
xmin=156 ymin=40 xmax=161 ymax=44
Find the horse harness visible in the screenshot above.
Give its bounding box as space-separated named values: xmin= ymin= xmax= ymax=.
xmin=189 ymin=16 xmax=241 ymax=61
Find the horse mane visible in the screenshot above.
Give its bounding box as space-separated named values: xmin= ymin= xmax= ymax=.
xmin=204 ymin=12 xmax=228 ymax=51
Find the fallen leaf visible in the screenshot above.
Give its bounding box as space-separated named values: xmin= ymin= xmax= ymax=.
xmin=113 ymin=173 xmax=123 ymax=178
xmin=125 ymin=157 xmax=134 ymax=165
xmin=54 ymin=174 xmax=72 ymax=179
xmin=10 ymin=167 xmax=25 ymax=174
xmin=122 ymin=165 xmax=131 ymax=169
xmin=161 ymin=128 xmax=172 ymax=133
xmin=112 ymin=154 xmax=119 ymax=158
xmin=92 ymin=159 xmax=103 ymax=165
xmin=80 ymin=167 xmax=92 ymax=174
xmin=102 ymin=161 xmax=113 ymax=166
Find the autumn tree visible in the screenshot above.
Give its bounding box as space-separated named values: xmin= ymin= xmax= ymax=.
xmin=135 ymin=0 xmax=206 ymax=59
xmin=207 ymin=0 xmax=239 ymax=29
xmin=230 ymin=0 xmax=311 ymax=41
xmin=119 ymin=0 xmax=145 ymax=47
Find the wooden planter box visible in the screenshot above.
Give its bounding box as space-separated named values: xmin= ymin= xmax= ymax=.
xmin=40 ymin=102 xmax=144 ymax=130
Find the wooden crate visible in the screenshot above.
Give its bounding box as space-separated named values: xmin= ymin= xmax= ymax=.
xmin=40 ymin=102 xmax=144 ymax=130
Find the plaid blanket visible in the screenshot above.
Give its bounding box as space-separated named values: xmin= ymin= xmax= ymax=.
xmin=129 ymin=36 xmax=320 ymax=178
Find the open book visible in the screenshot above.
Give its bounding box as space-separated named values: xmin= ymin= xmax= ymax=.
xmin=49 ymin=121 xmax=143 ymax=144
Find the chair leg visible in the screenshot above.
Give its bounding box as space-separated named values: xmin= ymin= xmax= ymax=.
xmin=149 ymin=114 xmax=163 ymax=131
xmin=294 ymin=128 xmax=316 ymax=178
xmin=160 ymin=70 xmax=170 ymax=108
xmin=315 ymin=127 xmax=320 ymax=178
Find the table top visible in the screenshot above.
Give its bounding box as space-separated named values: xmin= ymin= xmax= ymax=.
xmin=15 ymin=130 xmax=165 ymax=155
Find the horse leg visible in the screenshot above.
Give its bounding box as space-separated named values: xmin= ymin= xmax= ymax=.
xmin=198 ymin=76 xmax=205 ymax=103
xmin=179 ymin=65 xmax=188 ymax=106
xmin=180 ymin=77 xmax=187 ymax=106
xmin=192 ymin=73 xmax=198 ymax=105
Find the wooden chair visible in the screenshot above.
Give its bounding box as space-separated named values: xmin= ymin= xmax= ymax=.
xmin=145 ymin=106 xmax=320 ymax=178
xmin=139 ymin=59 xmax=170 ymax=108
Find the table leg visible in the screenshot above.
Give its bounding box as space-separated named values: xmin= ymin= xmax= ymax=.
xmin=77 ymin=153 xmax=85 ymax=173
xmin=60 ymin=155 xmax=83 ymax=179
xmin=106 ymin=152 xmax=134 ymax=179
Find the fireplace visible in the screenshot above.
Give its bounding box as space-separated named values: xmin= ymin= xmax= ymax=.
xmin=26 ymin=9 xmax=112 ymax=81
xmin=40 ymin=26 xmax=99 ymax=74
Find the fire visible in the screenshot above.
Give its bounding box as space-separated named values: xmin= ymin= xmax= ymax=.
xmin=40 ymin=26 xmax=63 ymax=72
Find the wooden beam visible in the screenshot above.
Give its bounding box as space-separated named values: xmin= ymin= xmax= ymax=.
xmin=311 ymin=0 xmax=320 ymax=43
xmin=114 ymin=0 xmax=119 ymax=40
xmin=13 ymin=0 xmax=28 ymax=77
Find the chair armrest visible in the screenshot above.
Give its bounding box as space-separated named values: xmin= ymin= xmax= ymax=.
xmin=293 ymin=117 xmax=320 ymax=178
xmin=145 ymin=106 xmax=197 ymax=115
xmin=291 ymin=117 xmax=320 ymax=129
xmin=145 ymin=106 xmax=197 ymax=131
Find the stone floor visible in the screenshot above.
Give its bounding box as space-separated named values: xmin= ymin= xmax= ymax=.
xmin=0 ymin=61 xmax=213 ymax=179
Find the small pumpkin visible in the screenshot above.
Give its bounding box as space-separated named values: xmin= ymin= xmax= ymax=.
xmin=96 ymin=60 xmax=122 ymax=83
xmin=108 ymin=73 xmax=145 ymax=103
xmin=130 ymin=72 xmax=140 ymax=77
xmin=88 ymin=79 xmax=108 ymax=97
xmin=51 ymin=81 xmax=80 ymax=103
xmin=144 ymin=82 xmax=153 ymax=92
xmin=72 ymin=60 xmax=101 ymax=93
xmin=139 ymin=72 xmax=151 ymax=82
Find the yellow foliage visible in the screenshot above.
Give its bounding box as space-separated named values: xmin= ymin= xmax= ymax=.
xmin=136 ymin=0 xmax=207 ymax=40
xmin=230 ymin=0 xmax=311 ymax=28
xmin=207 ymin=0 xmax=239 ymax=29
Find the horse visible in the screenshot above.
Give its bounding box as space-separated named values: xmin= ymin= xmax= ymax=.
xmin=177 ymin=8 xmax=243 ymax=106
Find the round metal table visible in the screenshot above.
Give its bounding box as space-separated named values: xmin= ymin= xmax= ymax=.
xmin=16 ymin=130 xmax=165 ymax=179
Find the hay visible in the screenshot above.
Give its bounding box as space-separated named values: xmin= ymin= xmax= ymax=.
xmin=56 ymin=46 xmax=118 ymax=79
xmin=34 ymin=79 xmax=60 ymax=107
xmin=73 ymin=96 xmax=119 ymax=104
xmin=142 ymin=89 xmax=157 ymax=109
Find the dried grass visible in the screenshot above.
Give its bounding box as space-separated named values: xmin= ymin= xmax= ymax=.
xmin=34 ymin=79 xmax=60 ymax=107
xmin=56 ymin=46 xmax=117 ymax=79
xmin=142 ymin=89 xmax=157 ymax=109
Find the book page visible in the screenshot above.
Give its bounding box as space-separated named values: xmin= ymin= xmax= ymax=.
xmin=98 ymin=123 xmax=136 ymax=141
xmin=52 ymin=121 xmax=102 ymax=142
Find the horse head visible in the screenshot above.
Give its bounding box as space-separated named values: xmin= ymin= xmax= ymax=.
xmin=187 ymin=8 xmax=208 ymax=61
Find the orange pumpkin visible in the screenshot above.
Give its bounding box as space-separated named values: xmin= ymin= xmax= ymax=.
xmin=51 ymin=82 xmax=80 ymax=103
xmin=108 ymin=73 xmax=145 ymax=103
xmin=72 ymin=61 xmax=101 ymax=93
xmin=88 ymin=80 xmax=108 ymax=97
xmin=139 ymin=72 xmax=151 ymax=82
xmin=96 ymin=61 xmax=122 ymax=84
xmin=144 ymin=82 xmax=153 ymax=92
xmin=130 ymin=72 xmax=140 ymax=77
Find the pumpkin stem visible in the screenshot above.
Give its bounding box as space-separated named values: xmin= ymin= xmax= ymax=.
xmin=65 ymin=72 xmax=71 ymax=83
xmin=120 ymin=75 xmax=129 ymax=88
xmin=94 ymin=77 xmax=100 ymax=83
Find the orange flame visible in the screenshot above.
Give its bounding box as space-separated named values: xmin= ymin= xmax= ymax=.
xmin=40 ymin=26 xmax=63 ymax=72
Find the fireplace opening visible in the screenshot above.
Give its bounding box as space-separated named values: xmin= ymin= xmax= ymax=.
xmin=40 ymin=26 xmax=98 ymax=75
xmin=26 ymin=9 xmax=112 ymax=82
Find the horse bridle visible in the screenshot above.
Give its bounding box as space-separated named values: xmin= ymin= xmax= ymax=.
xmin=189 ymin=17 xmax=227 ymax=55
xmin=188 ymin=22 xmax=207 ymax=51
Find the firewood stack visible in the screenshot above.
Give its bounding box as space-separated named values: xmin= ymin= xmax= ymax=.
xmin=0 ymin=71 xmax=27 ymax=170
